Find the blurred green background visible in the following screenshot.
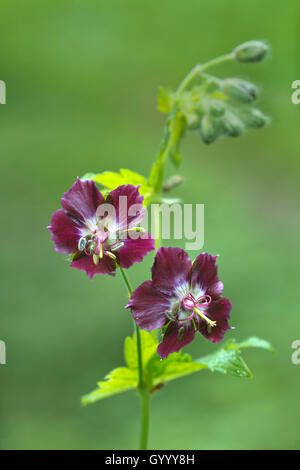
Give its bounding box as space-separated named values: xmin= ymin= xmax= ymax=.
xmin=1 ymin=0 xmax=299 ymax=450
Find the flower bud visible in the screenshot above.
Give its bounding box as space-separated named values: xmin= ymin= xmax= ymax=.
xmin=186 ymin=113 xmax=201 ymax=130
xmin=222 ymin=111 xmax=245 ymax=137
xmin=223 ymin=78 xmax=257 ymax=103
xmin=163 ymin=175 xmax=184 ymax=193
xmin=209 ymin=100 xmax=225 ymax=117
xmin=242 ymin=108 xmax=270 ymax=128
xmin=234 ymin=40 xmax=269 ymax=63
xmin=200 ymin=114 xmax=219 ymax=144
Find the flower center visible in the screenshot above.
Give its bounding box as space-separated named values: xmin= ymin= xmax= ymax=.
xmin=180 ymin=294 xmax=216 ymax=328
xmin=77 ymin=226 xmax=144 ymax=264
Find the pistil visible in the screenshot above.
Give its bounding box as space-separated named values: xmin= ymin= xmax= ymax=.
xmin=193 ymin=307 xmax=216 ymax=328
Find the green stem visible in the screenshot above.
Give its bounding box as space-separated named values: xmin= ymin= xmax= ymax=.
xmin=177 ymin=53 xmax=234 ymax=93
xmin=154 ymin=209 xmax=162 ymax=250
xmin=139 ymin=389 xmax=150 ymax=450
xmin=152 ymin=52 xmax=234 ymax=200
xmin=199 ymin=52 xmax=234 ymax=72
xmin=132 ymin=50 xmax=235 ymax=447
xmin=119 ymin=265 xmax=150 ymax=450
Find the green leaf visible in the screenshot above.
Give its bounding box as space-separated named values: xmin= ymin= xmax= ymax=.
xmin=148 ymin=350 xmax=206 ymax=388
xmin=82 ymin=333 xmax=274 ymax=405
xmin=170 ymin=150 xmax=181 ymax=166
xmin=81 ymin=367 xmax=138 ymax=405
xmin=148 ymin=159 xmax=164 ymax=195
xmin=124 ymin=330 xmax=157 ymax=370
xmin=157 ymin=87 xmax=174 ymax=113
xmin=232 ymin=336 xmax=274 ymax=352
xmin=198 ymin=347 xmax=253 ymax=378
xmin=93 ymin=168 xmax=153 ymax=206
xmin=80 ymin=172 xmax=97 ymax=181
xmin=196 ymin=336 xmax=274 ymax=378
xmin=149 ymin=111 xmax=187 ymax=193
xmin=167 ymin=113 xmax=186 ymax=167
xmin=125 ymin=330 xmax=206 ymax=389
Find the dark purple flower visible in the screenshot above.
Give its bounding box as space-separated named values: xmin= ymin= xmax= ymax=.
xmin=126 ymin=247 xmax=232 ymax=358
xmin=48 ymin=178 xmax=154 ymax=278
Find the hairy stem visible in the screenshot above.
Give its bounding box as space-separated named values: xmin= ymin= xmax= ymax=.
xmin=139 ymin=388 xmax=150 ymax=450
xmin=119 ymin=265 xmax=150 ymax=450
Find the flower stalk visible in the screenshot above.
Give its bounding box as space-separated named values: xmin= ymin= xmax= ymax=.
xmin=119 ymin=265 xmax=150 ymax=450
xmin=151 ymin=52 xmax=236 ymax=199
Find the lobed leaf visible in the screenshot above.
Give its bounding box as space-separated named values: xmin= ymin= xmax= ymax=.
xmin=124 ymin=330 xmax=157 ymax=370
xmin=82 ymin=333 xmax=274 ymax=405
xmin=157 ymin=87 xmax=174 ymax=113
xmin=81 ymin=367 xmax=138 ymax=405
xmin=92 ymin=168 xmax=153 ymax=206
xmin=196 ymin=336 xmax=274 ymax=378
xmin=197 ymin=348 xmax=253 ymax=378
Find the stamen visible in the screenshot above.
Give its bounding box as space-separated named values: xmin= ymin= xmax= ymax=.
xmin=191 ymin=317 xmax=198 ymax=331
xmin=193 ymin=307 xmax=216 ymax=328
xmin=78 ymin=237 xmax=87 ymax=251
xmin=165 ymin=310 xmax=176 ymax=322
xmin=106 ymin=241 xmax=124 ymax=252
xmin=172 ymin=302 xmax=180 ymax=316
xmin=105 ymin=250 xmax=117 ymax=260
xmin=99 ymin=242 xmax=103 ymax=259
xmin=92 ymin=253 xmax=99 ymax=265
xmin=120 ymin=227 xmax=145 ymax=233
xmin=88 ymin=241 xmax=97 ymax=254
xmin=177 ymin=327 xmax=185 ymax=339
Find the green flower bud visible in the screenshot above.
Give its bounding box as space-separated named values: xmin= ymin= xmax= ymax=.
xmin=222 ymin=111 xmax=245 ymax=137
xmin=234 ymin=40 xmax=269 ymax=63
xmin=209 ymin=100 xmax=226 ymax=117
xmin=242 ymin=108 xmax=270 ymax=128
xmin=186 ymin=112 xmax=201 ymax=130
xmin=200 ymin=114 xmax=219 ymax=144
xmin=223 ymin=78 xmax=257 ymax=103
xmin=163 ymin=175 xmax=184 ymax=193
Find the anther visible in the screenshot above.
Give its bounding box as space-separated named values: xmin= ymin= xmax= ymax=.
xmin=92 ymin=253 xmax=99 ymax=265
xmin=177 ymin=327 xmax=185 ymax=339
xmin=165 ymin=310 xmax=176 ymax=322
xmin=99 ymin=242 xmax=103 ymax=259
xmin=78 ymin=237 xmax=87 ymax=251
xmin=193 ymin=307 xmax=216 ymax=328
xmin=105 ymin=251 xmax=117 ymax=260
xmin=109 ymin=241 xmax=124 ymax=252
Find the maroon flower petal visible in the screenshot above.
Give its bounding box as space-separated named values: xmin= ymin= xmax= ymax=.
xmin=61 ymin=178 xmax=104 ymax=221
xmin=157 ymin=322 xmax=195 ymax=359
xmin=197 ymin=297 xmax=232 ymax=343
xmin=151 ymin=247 xmax=192 ymax=296
xmin=126 ymin=281 xmax=170 ymax=330
xmin=117 ymin=235 xmax=155 ymax=269
xmin=48 ymin=209 xmax=80 ymax=255
xmin=191 ymin=253 xmax=224 ymax=299
xmin=71 ymin=254 xmax=116 ymax=278
xmin=107 ymin=185 xmax=145 ymax=230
